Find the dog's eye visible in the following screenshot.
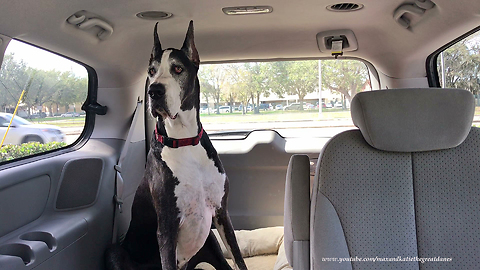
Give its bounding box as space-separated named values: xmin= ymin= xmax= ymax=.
xmin=148 ymin=67 xmax=156 ymax=76
xmin=174 ymin=66 xmax=183 ymax=74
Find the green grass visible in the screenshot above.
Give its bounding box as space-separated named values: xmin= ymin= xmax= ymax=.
xmin=28 ymin=117 xmax=86 ymax=128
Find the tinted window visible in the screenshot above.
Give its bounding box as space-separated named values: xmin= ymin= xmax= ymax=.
xmin=0 ymin=40 xmax=88 ymax=163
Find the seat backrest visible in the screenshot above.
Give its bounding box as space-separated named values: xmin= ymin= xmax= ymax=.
xmin=311 ymin=88 xmax=479 ymax=269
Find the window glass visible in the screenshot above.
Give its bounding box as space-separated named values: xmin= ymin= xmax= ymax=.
xmin=0 ymin=40 xmax=88 ymax=163
xmin=437 ymin=30 xmax=480 ymax=125
xmin=197 ymin=59 xmax=370 ymax=138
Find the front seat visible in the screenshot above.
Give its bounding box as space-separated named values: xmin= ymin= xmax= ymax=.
xmin=287 ymin=88 xmax=480 ymax=269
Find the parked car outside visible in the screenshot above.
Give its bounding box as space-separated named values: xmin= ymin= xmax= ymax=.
xmin=200 ymin=107 xmax=210 ymax=114
xmin=258 ymin=103 xmax=270 ymax=111
xmin=283 ymin=103 xmax=302 ymax=110
xmin=304 ymin=103 xmax=314 ymax=110
xmin=218 ymin=106 xmax=231 ymax=113
xmin=0 ymin=113 xmax=65 ymax=145
xmin=275 ymin=104 xmax=283 ymax=110
xmin=334 ymin=102 xmax=343 ymax=108
xmin=238 ymin=105 xmax=253 ymax=112
xmin=61 ymin=112 xmax=80 ymax=117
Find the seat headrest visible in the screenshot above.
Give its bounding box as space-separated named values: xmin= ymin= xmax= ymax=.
xmin=351 ymin=88 xmax=474 ymax=152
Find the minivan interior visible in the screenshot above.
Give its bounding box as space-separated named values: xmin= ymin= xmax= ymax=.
xmin=0 ymin=0 xmax=479 ymax=269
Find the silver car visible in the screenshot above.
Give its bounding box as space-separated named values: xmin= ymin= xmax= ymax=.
xmin=0 ymin=113 xmax=65 ymax=144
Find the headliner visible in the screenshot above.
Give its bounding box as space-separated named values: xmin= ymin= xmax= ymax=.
xmin=0 ymin=0 xmax=479 ymax=87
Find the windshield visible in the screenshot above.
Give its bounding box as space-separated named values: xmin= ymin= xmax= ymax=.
xmin=198 ymin=59 xmax=371 ymax=138
xmin=3 ymin=114 xmax=33 ymax=126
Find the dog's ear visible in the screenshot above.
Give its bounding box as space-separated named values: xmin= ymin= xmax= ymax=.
xmin=181 ymin=20 xmax=200 ymax=67
xmin=151 ymin=22 xmax=162 ymax=61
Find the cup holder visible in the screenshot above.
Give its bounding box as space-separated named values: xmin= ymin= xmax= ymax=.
xmin=20 ymin=231 xmax=57 ymax=252
xmin=0 ymin=243 xmax=34 ymax=265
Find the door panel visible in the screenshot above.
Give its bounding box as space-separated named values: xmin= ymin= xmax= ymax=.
xmin=0 ymin=139 xmax=123 ymax=270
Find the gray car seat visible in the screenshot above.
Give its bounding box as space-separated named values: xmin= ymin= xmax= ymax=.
xmin=285 ymin=88 xmax=480 ymax=269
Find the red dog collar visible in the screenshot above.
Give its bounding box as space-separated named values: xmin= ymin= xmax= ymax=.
xmin=155 ymin=126 xmax=204 ymax=148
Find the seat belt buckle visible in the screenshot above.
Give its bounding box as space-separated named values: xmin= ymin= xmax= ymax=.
xmin=331 ymin=39 xmax=344 ymax=59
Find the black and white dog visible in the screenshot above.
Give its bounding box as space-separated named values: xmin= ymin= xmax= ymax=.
xmin=106 ymin=21 xmax=247 ymax=270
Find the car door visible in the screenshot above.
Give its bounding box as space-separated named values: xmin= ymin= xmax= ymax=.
xmin=0 ymin=38 xmax=147 ymax=270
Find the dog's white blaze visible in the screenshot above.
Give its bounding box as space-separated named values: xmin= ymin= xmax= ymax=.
xmin=153 ymin=50 xmax=182 ymax=118
xmin=161 ymin=144 xmax=226 ymax=265
xmin=164 ymin=108 xmax=198 ymax=138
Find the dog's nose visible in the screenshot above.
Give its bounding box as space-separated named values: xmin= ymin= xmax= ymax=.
xmin=148 ymin=84 xmax=166 ymax=100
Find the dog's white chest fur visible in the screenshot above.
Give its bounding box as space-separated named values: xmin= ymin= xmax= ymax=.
xmin=161 ymin=144 xmax=226 ymax=264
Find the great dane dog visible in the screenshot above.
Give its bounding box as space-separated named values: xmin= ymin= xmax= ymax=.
xmin=105 ymin=21 xmax=248 ymax=270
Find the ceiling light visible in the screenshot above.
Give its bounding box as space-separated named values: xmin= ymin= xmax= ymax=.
xmin=222 ymin=6 xmax=273 ymax=15
xmin=136 ymin=11 xmax=173 ymax=20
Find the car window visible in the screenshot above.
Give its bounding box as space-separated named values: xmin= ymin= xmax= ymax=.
xmin=197 ymin=59 xmax=371 ymax=138
xmin=0 ymin=40 xmax=88 ymax=163
xmin=436 ymin=30 xmax=480 ymax=126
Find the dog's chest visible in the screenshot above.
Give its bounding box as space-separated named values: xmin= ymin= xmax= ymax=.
xmin=160 ymin=144 xmax=226 ymax=215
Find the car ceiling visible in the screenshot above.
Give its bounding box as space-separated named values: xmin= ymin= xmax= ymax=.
xmin=0 ymin=0 xmax=480 ymax=88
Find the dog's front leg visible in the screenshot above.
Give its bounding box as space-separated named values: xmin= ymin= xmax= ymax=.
xmin=214 ymin=179 xmax=248 ymax=270
xmin=214 ymin=212 xmax=247 ymax=270
xmin=150 ymin=182 xmax=181 ymax=270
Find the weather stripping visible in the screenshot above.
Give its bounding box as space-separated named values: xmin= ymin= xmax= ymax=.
xmin=222 ymin=6 xmax=273 ymax=15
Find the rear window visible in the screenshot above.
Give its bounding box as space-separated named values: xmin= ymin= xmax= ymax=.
xmin=197 ymin=59 xmax=371 ymax=138
xmin=0 ymin=40 xmax=88 ymax=163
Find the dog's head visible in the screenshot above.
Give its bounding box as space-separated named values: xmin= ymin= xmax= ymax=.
xmin=147 ymin=21 xmax=200 ymax=120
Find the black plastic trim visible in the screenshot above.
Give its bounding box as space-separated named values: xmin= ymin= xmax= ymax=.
xmin=426 ymin=25 xmax=480 ymax=87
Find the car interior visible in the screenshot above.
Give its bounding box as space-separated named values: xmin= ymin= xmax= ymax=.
xmin=0 ymin=0 xmax=479 ymax=269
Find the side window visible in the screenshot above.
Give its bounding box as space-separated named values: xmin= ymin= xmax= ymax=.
xmin=437 ymin=31 xmax=480 ymax=90
xmin=436 ymin=30 xmax=480 ymax=126
xmin=0 ymin=40 xmax=88 ymax=163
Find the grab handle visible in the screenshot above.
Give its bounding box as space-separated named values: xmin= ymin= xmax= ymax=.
xmin=77 ymin=18 xmax=113 ymax=40
xmin=393 ymin=4 xmax=425 ymax=28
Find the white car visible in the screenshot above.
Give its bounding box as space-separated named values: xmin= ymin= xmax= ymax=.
xmin=218 ymin=106 xmax=231 ymax=113
xmin=61 ymin=112 xmax=80 ymax=117
xmin=0 ymin=113 xmax=65 ymax=145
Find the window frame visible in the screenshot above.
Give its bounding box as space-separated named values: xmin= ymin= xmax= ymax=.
xmin=0 ymin=39 xmax=98 ymax=169
xmin=426 ymin=25 xmax=480 ymax=87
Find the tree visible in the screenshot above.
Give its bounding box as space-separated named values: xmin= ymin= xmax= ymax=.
xmin=225 ymin=64 xmax=252 ymax=115
xmin=322 ymin=60 xmax=369 ymax=105
xmin=440 ymin=40 xmax=480 ymax=95
xmin=198 ymin=65 xmax=228 ymax=114
xmin=0 ymin=52 xmax=88 ymax=116
xmin=0 ymin=54 xmax=30 ymax=112
xmin=270 ymin=61 xmax=319 ymax=109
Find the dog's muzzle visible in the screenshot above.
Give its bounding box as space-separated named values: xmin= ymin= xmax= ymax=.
xmin=148 ymin=83 xmax=166 ymax=100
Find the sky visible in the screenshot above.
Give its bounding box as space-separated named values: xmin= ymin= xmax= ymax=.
xmin=4 ymin=40 xmax=88 ymax=78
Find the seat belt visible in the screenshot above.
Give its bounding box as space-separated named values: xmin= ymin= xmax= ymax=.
xmin=112 ymin=99 xmax=143 ymax=243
